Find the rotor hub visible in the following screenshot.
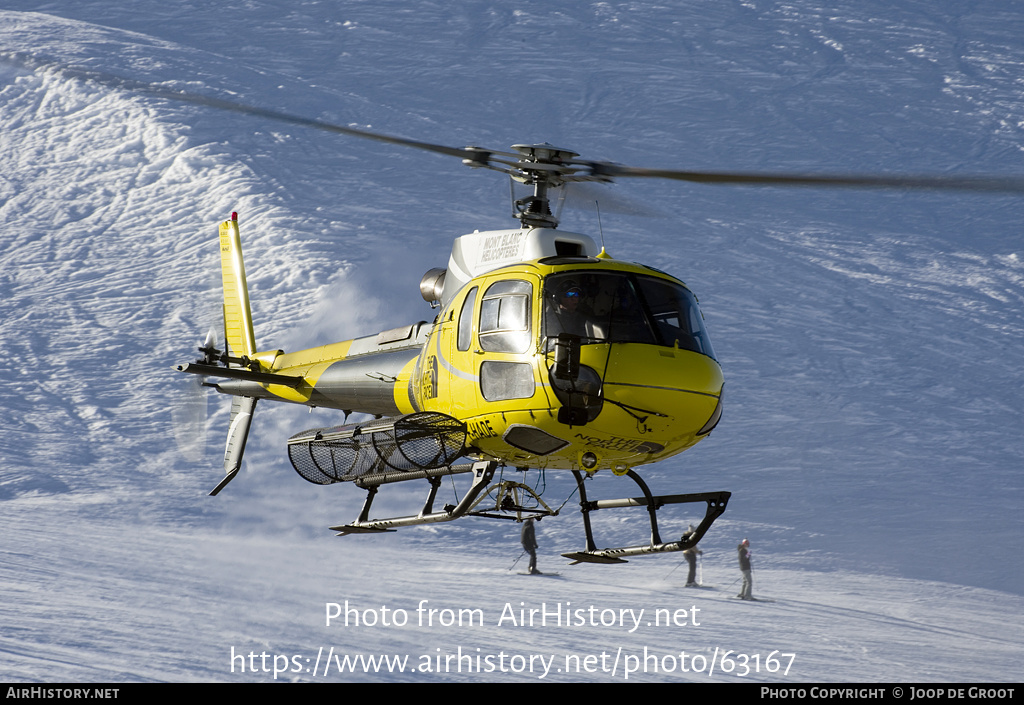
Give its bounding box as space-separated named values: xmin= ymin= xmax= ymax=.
xmin=506 ymin=144 xmax=579 ymax=228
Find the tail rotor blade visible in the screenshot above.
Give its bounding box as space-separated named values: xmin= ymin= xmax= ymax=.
xmin=171 ymin=373 xmax=208 ymax=463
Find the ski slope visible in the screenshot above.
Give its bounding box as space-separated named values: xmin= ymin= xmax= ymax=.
xmin=0 ymin=0 xmax=1022 ymax=682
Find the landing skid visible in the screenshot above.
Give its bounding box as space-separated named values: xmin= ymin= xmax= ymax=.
xmin=562 ymin=470 xmax=730 ymax=564
xmin=330 ymin=461 xmax=498 ymax=535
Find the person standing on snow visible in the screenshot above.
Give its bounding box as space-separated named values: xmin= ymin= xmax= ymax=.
xmin=737 ymin=538 xmax=753 ymax=600
xmin=521 ymin=517 xmax=541 ymax=575
xmin=682 ymin=525 xmax=702 ymax=587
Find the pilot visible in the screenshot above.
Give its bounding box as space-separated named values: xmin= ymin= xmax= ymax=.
xmin=547 ymin=280 xmax=592 ymax=339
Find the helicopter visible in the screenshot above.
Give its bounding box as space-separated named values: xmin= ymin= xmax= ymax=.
xmin=160 ymin=83 xmax=1024 ymax=564
xmin=177 ymin=142 xmax=733 ymax=565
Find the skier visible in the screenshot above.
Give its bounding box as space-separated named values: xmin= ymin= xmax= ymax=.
xmin=682 ymin=525 xmax=702 ymax=587
xmin=737 ymin=538 xmax=753 ymax=600
xmin=521 ymin=517 xmax=541 ymax=575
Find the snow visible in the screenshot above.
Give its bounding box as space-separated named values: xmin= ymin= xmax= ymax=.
xmin=0 ymin=0 xmax=1022 ymax=683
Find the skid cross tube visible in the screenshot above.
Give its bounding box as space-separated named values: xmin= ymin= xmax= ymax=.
xmin=330 ymin=461 xmax=497 ymax=535
xmin=563 ymin=469 xmax=730 ymax=564
xmin=465 ymin=480 xmax=559 ymax=521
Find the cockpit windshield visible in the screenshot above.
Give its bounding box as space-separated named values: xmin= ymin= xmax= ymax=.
xmin=543 ymin=270 xmax=716 ymax=359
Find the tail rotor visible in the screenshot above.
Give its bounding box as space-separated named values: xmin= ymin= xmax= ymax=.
xmin=171 ymin=330 xmax=219 ymax=462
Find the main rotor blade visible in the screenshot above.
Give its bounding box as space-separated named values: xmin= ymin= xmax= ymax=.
xmin=14 ymin=53 xmax=1024 ymax=195
xmin=584 ymin=163 xmax=1024 ymax=194
xmin=150 ymin=89 xmax=481 ymax=161
xmin=6 ymin=53 xmax=484 ymax=162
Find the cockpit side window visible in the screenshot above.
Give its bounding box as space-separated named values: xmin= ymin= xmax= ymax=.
xmin=635 ymin=275 xmax=716 ymax=359
xmin=478 ymin=280 xmax=532 ymax=354
xmin=457 ymin=286 xmax=477 ymax=351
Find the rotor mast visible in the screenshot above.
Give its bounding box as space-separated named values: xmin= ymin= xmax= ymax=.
xmin=463 ymin=143 xmax=598 ymax=229
xmin=509 ymin=144 xmax=578 ymax=229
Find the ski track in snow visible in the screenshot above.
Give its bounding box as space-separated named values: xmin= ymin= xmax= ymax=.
xmin=0 ymin=0 xmax=1022 ymax=682
xmin=2 ymin=502 xmax=1021 ymax=683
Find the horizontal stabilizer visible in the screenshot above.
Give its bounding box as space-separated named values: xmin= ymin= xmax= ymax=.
xmin=175 ymin=362 xmax=303 ymax=388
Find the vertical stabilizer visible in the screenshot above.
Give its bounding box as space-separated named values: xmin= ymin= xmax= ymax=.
xmin=219 ymin=213 xmax=257 ymax=359
xmin=211 ymin=213 xmax=259 ymax=496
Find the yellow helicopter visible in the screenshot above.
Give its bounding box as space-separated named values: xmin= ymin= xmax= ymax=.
xmin=176 ymin=140 xmax=737 ymax=564
xmin=169 ymin=103 xmax=1024 ymax=564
